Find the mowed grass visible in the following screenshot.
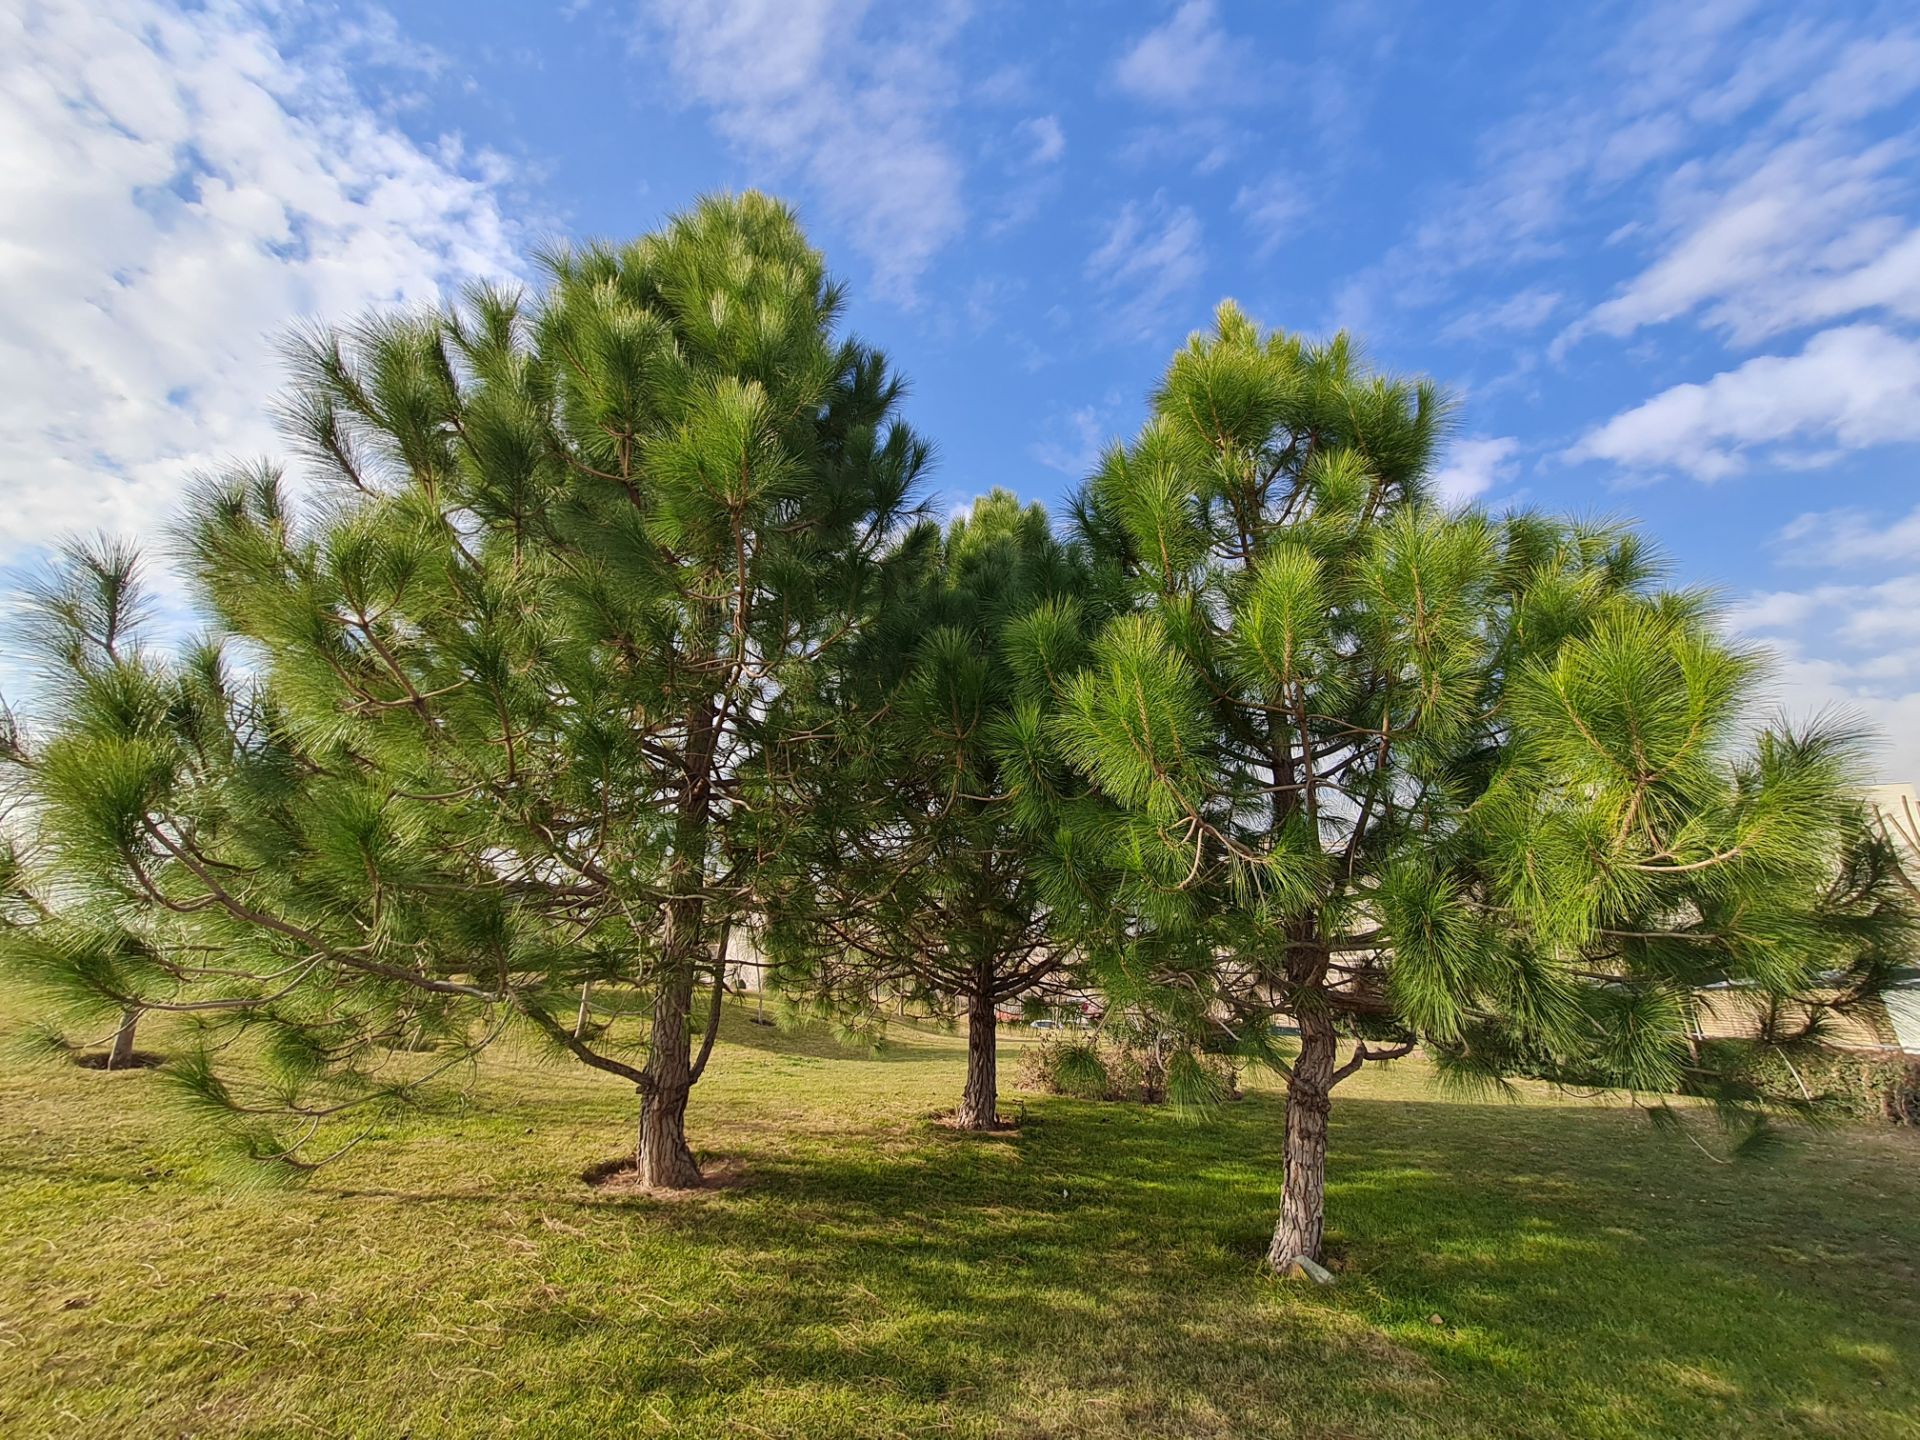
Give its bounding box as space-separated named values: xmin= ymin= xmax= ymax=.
xmin=2 ymin=992 xmax=1918 ymax=1440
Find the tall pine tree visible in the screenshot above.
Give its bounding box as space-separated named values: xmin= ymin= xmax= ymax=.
xmin=1005 ymin=305 xmax=1909 ymax=1266
xmin=0 ymin=194 xmax=928 ymax=1186
xmin=763 ymin=490 xmax=1092 ymax=1128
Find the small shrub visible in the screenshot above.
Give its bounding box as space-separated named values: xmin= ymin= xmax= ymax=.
xmin=1019 ymin=1033 xmax=1235 ymax=1108
xmin=1724 ymin=1044 xmax=1920 ymax=1125
xmin=1500 ymin=1034 xmax=1920 ymax=1125
xmin=1052 ymin=1040 xmax=1112 ymax=1098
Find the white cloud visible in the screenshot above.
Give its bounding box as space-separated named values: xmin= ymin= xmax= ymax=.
xmin=1346 ymin=8 xmax=1920 ymax=342
xmin=1779 ymin=30 xmax=1920 ymax=127
xmin=1567 ymin=137 xmax=1920 ymax=349
xmin=1233 ymin=175 xmax=1304 ymax=259
xmin=1113 ymin=0 xmax=1238 ymax=108
xmin=636 ymin=0 xmax=967 ymax=303
xmin=0 ymin=0 xmax=520 ymax=575
xmin=1727 ymin=501 xmax=1920 ymax=784
xmin=1086 ymin=196 xmax=1205 ymax=342
xmin=1567 ymin=325 xmax=1920 ymax=480
xmin=1775 ymin=503 xmax=1920 ymax=569
xmin=1726 ymin=577 xmax=1920 ymax=649
xmin=1016 ymin=114 xmax=1065 ymax=166
xmin=1723 ymin=589 xmax=1820 ymax=634
xmin=1726 ymin=585 xmax=1920 ymax=784
xmin=1428 ymin=435 xmax=1520 ymax=507
xmin=1438 ymin=286 xmax=1562 ymax=342
xmin=1030 ymin=405 xmax=1111 ymax=478
xmin=1752 ymin=642 xmax=1920 ymax=786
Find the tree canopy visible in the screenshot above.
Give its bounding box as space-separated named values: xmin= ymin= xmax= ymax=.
xmin=761 ymin=487 xmax=1093 ymax=1128
xmin=998 ymin=304 xmax=1910 ymax=1264
xmin=1 ymin=192 xmax=929 ymax=1184
xmin=0 ymin=213 xmax=1906 ymax=1270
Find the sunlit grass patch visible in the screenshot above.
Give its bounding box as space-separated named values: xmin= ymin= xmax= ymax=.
xmin=2 ymin=993 xmax=1917 ymax=1439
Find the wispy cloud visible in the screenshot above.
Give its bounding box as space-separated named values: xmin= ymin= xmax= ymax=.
xmin=0 ymin=0 xmax=521 ymax=571
xmin=1112 ymin=0 xmax=1240 ymax=108
xmin=1438 ymin=287 xmax=1562 ymax=342
xmin=1085 ymin=195 xmax=1206 ymax=342
xmin=1739 ymin=631 xmax=1920 ymax=782
xmin=1343 ymin=7 xmax=1917 ymax=334
xmin=635 ymin=0 xmax=969 ymax=303
xmin=1775 ymin=503 xmax=1920 ymax=569
xmin=985 ymin=114 xmax=1067 ymax=238
xmin=1563 ymin=134 xmax=1920 ymax=351
xmin=1015 ymin=114 xmax=1065 ymax=166
xmin=1233 ymin=175 xmax=1304 ymax=259
xmin=1030 ymin=404 xmax=1115 ymax=479
xmin=1726 ymin=506 xmax=1920 ymax=783
xmin=1115 ymin=117 xmax=1244 ymax=177
xmin=1725 ymin=580 xmax=1920 ymax=649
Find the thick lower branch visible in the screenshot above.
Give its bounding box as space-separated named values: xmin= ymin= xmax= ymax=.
xmin=510 ymin=991 xmax=651 ymax=1089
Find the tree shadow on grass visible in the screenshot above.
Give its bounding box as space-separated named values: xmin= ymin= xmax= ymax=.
xmin=468 ymin=1093 xmax=1920 ymax=1438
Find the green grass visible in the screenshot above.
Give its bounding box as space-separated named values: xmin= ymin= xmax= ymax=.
xmin=2 ymin=996 xmax=1918 ymax=1439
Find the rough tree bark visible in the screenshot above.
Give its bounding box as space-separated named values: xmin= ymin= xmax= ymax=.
xmin=635 ymin=701 xmax=715 ymax=1190
xmin=1267 ymin=1002 xmax=1336 ymax=1269
xmin=955 ymin=963 xmax=999 ymax=1130
xmin=637 ymin=919 xmax=703 ymax=1188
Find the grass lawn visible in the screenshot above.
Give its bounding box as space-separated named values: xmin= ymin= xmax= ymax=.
xmin=2 ymin=994 xmax=1917 ymax=1439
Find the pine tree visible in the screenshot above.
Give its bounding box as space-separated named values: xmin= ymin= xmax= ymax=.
xmin=1005 ymin=305 xmax=1910 ymax=1267
xmin=0 ymin=539 xmax=176 ymax=1074
xmin=762 ymin=490 xmax=1092 ymax=1128
xmin=0 ymin=194 xmax=928 ymax=1186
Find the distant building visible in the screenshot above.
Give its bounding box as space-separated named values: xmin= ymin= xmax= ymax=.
xmin=721 ymin=925 xmax=769 ymax=993
xmin=1866 ymin=783 xmax=1920 ymax=1054
xmin=1692 ymin=981 xmax=1912 ymax=1052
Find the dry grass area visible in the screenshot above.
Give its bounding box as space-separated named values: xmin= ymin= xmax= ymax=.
xmin=2 ymin=992 xmax=1918 ymax=1438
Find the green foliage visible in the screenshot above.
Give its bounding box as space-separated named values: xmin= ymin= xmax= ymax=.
xmin=1716 ymin=1040 xmax=1920 ymax=1124
xmin=1005 ymin=298 xmax=1913 ymax=1161
xmin=1 ymin=207 xmax=1909 ymax=1256
xmin=757 ymin=488 xmax=1097 ymax=1119
xmin=1022 ymin=1036 xmax=1113 ymax=1099
xmin=0 ymin=194 xmax=928 ymax=1173
xmin=1017 ymin=1020 xmax=1235 ymax=1112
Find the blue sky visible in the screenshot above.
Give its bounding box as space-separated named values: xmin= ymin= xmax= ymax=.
xmin=3 ymin=0 xmax=1918 ymax=775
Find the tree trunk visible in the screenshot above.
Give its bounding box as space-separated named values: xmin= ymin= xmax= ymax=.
xmin=574 ymin=982 xmax=595 ymax=1040
xmin=955 ymin=978 xmax=999 ymax=1130
xmin=634 ymin=818 xmax=707 ymax=1189
xmin=637 ymin=938 xmax=702 ymax=1188
xmin=106 ymin=1007 xmax=140 ymax=1070
xmin=634 ymin=695 xmax=720 ymax=1190
xmin=1267 ymin=1004 xmax=1336 ymax=1269
xmin=1142 ymin=1032 xmax=1168 ymax=1105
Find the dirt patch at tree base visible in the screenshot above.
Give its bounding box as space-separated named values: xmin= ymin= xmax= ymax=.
xmin=71 ymin=1051 xmax=166 ymax=1071
xmin=580 ymin=1155 xmax=751 ymax=1198
xmin=932 ymin=1111 xmax=1022 ymax=1134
